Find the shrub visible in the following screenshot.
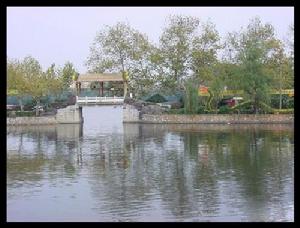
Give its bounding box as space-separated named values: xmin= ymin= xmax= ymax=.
xmin=167 ymin=108 xmax=185 ymax=114
xmin=11 ymin=111 xmax=36 ymax=117
xmin=146 ymin=94 xmax=167 ymax=103
xmin=230 ymin=100 xmax=253 ymax=114
xmin=218 ymin=105 xmax=231 ymax=114
xmin=273 ymin=109 xmax=294 ymax=114
xmin=270 ymin=94 xmax=294 ymax=109
xmin=258 ymin=102 xmax=274 ymax=114
xmin=197 ymin=106 xmax=206 ymax=114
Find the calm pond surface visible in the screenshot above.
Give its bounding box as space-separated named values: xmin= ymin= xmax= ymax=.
xmin=7 ymin=106 xmax=294 ymax=222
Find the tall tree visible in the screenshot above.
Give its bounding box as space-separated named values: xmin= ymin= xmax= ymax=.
xmin=191 ymin=21 xmax=222 ymax=110
xmin=61 ymin=62 xmax=78 ymax=90
xmin=20 ymin=56 xmax=49 ymax=116
xmin=226 ymin=17 xmax=279 ymax=113
xmin=7 ymin=59 xmax=29 ymax=111
xmin=191 ymin=20 xmax=221 ymax=85
xmin=158 ymin=15 xmax=200 ymax=90
xmin=265 ymin=41 xmax=293 ymax=109
xmin=45 ymin=63 xmax=64 ymax=96
xmin=86 ymin=22 xmax=153 ymax=96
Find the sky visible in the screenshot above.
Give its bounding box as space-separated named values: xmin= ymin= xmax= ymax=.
xmin=7 ymin=7 xmax=294 ymax=73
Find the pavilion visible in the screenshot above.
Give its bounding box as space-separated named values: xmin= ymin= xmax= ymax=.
xmin=75 ymin=73 xmax=128 ymax=98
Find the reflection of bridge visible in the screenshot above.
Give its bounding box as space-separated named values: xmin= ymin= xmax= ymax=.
xmin=76 ymin=96 xmax=124 ymax=105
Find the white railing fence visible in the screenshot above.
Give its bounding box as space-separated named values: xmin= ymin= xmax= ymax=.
xmin=76 ymin=96 xmax=124 ymax=104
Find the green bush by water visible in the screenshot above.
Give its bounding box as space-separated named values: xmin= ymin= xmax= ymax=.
xmin=146 ymin=94 xmax=167 ymax=103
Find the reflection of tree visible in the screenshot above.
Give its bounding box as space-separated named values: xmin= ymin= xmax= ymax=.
xmin=87 ymin=134 xmax=156 ymax=220
xmin=7 ymin=153 xmax=48 ymax=188
xmin=7 ymin=122 xmax=293 ymax=221
xmin=216 ymin=128 xmax=294 ymax=221
xmin=7 ymin=124 xmax=83 ymax=187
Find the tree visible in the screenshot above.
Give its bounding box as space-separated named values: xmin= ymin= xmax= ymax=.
xmin=20 ymin=57 xmax=48 ymax=116
xmin=286 ymin=24 xmax=294 ymax=59
xmin=184 ymin=79 xmax=199 ymax=114
xmin=190 ymin=21 xmax=222 ymax=111
xmin=158 ymin=15 xmax=200 ymax=90
xmin=9 ymin=56 xmax=44 ymax=114
xmin=45 ymin=63 xmax=67 ymax=105
xmin=7 ymin=59 xmax=29 ymax=111
xmin=16 ymin=56 xmax=64 ymax=116
xmin=61 ymin=62 xmax=78 ymax=90
xmin=191 ymin=20 xmax=222 ymax=85
xmin=226 ymin=17 xmax=279 ymax=113
xmin=86 ymin=22 xmax=154 ymax=96
xmin=265 ymin=41 xmax=294 ymax=109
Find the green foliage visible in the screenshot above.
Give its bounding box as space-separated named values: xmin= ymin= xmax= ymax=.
xmin=167 ymin=108 xmax=185 ymax=114
xmin=226 ymin=17 xmax=281 ymax=113
xmin=218 ymin=105 xmax=232 ymax=114
xmin=270 ymin=95 xmax=294 ymax=109
xmin=273 ymin=109 xmax=294 ymax=114
xmin=196 ymin=106 xmax=206 ymax=114
xmin=146 ymin=94 xmax=167 ymax=103
xmin=86 ymin=22 xmax=155 ymax=96
xmin=159 ymin=15 xmax=200 ymax=88
xmin=7 ymin=111 xmax=35 ymax=117
xmin=257 ymin=102 xmax=274 ymax=114
xmin=7 ymin=56 xmax=78 ymax=116
xmin=192 ymin=21 xmax=221 ymax=84
xmin=230 ymin=100 xmax=254 ymax=114
xmin=61 ymin=62 xmax=78 ymax=89
xmin=184 ymin=81 xmax=199 ymax=114
xmin=7 ymin=16 xmax=293 ymax=115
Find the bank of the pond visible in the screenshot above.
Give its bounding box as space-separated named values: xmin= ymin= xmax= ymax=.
xmin=123 ymin=104 xmax=294 ymax=124
xmin=7 ymin=105 xmax=83 ymax=125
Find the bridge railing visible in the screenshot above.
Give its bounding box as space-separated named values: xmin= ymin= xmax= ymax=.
xmin=76 ymin=96 xmax=124 ymax=104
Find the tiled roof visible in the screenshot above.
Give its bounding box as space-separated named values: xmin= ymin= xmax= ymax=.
xmin=77 ymin=73 xmax=124 ymax=82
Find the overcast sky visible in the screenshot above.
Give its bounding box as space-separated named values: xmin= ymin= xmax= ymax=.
xmin=7 ymin=7 xmax=294 ymax=73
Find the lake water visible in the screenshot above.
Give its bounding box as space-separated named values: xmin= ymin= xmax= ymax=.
xmin=7 ymin=106 xmax=294 ymax=222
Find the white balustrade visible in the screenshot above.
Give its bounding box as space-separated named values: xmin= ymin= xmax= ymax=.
xmin=76 ymin=96 xmax=124 ymax=105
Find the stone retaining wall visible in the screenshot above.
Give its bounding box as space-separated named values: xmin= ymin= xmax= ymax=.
xmin=7 ymin=105 xmax=83 ymax=125
xmin=123 ymin=104 xmax=294 ymax=124
xmin=141 ymin=114 xmax=294 ymax=124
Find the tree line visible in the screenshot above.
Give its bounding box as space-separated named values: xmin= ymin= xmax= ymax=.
xmin=86 ymin=15 xmax=294 ymax=113
xmin=7 ymin=15 xmax=293 ymax=114
xmin=7 ymin=57 xmax=78 ymax=115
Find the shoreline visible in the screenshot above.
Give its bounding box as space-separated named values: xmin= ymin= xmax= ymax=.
xmin=123 ymin=113 xmax=294 ymax=124
xmin=7 ymin=105 xmax=83 ymax=125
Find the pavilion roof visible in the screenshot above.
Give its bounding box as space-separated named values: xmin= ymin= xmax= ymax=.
xmin=77 ymin=73 xmax=124 ymax=82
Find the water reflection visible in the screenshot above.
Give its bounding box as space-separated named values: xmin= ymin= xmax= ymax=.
xmin=7 ymin=107 xmax=293 ymax=222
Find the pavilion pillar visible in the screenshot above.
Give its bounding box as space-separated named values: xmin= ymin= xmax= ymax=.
xmin=101 ymin=82 xmax=104 ymax=97
xmin=123 ymin=81 xmax=128 ymax=98
xmin=76 ymin=82 xmax=80 ymax=96
xmin=99 ymin=82 xmax=101 ymax=97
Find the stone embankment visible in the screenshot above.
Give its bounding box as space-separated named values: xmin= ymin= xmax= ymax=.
xmin=7 ymin=105 xmax=83 ymax=125
xmin=123 ymin=99 xmax=294 ymax=124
